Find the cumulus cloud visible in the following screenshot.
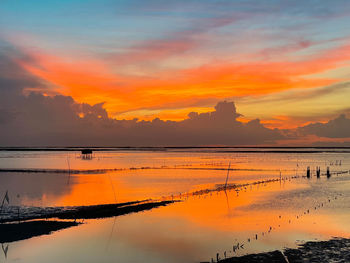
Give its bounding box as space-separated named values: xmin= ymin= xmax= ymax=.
xmin=299 ymin=114 xmax=350 ymax=138
xmin=0 ymin=47 xmax=282 ymax=146
xmin=0 ymin=93 xmax=284 ymax=146
xmin=1 ymin=42 xmax=349 ymax=147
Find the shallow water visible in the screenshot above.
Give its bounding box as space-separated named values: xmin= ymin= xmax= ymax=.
xmin=0 ymin=148 xmax=350 ymax=262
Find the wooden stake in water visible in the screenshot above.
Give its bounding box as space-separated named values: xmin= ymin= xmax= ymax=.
xmin=327 ymin=167 xmax=331 ymax=178
xmin=1 ymin=244 xmax=8 ymax=259
xmin=316 ymin=166 xmax=321 ymax=178
xmin=224 ymin=162 xmax=231 ymax=190
xmin=307 ymin=166 xmax=311 ymax=178
xmin=67 ymin=156 xmax=71 ymax=185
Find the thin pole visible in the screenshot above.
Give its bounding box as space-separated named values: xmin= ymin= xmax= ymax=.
xmin=0 ymin=197 xmax=5 ymax=214
xmin=224 ymin=162 xmax=231 ymax=189
xmin=67 ymin=156 xmax=71 ymax=185
xmin=107 ymin=173 xmax=117 ymax=203
xmin=0 ymin=192 xmax=6 ymax=221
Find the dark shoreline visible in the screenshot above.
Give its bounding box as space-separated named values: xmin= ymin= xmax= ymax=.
xmin=0 ymin=220 xmax=80 ymax=243
xmin=0 ymin=200 xmax=176 ymax=223
xmin=0 ymin=146 xmax=350 ymax=153
xmin=0 ymin=200 xmax=176 ymax=244
xmin=217 ymin=237 xmax=350 ymax=263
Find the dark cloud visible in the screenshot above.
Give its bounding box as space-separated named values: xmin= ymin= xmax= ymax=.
xmin=0 ymin=92 xmax=283 ymax=146
xmin=0 ymin=44 xmax=42 ymax=95
xmin=299 ymin=114 xmax=350 ymax=138
xmin=0 ymin=84 xmax=284 ymax=146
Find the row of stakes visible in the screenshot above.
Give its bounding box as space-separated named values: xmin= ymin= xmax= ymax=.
xmin=208 ymin=167 xmax=350 ymax=263
xmin=166 ymin=166 xmax=349 ymax=203
xmin=307 ymin=166 xmax=331 ymax=179
xmin=211 ymin=191 xmax=345 ymax=263
xmin=306 ymin=166 xmax=350 ymax=179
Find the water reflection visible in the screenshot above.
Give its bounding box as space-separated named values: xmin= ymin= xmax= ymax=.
xmin=2 ymin=243 xmax=8 ymax=259
xmin=0 ymin=172 xmax=75 ymax=207
xmin=116 ymin=176 xmax=350 ymax=262
xmin=3 ymin=174 xmax=350 ymax=263
xmin=0 ymin=150 xmax=350 ymax=262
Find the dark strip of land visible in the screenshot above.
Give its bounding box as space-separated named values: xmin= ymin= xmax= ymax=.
xmin=218 ymin=250 xmax=287 ymax=263
xmin=54 ymin=200 xmax=175 ymax=220
xmin=218 ymin=237 xmax=350 ymax=263
xmin=0 ymin=167 xmax=289 ymax=174
xmin=0 ymin=146 xmax=350 ymax=153
xmin=0 ymin=200 xmax=176 ymax=223
xmin=0 ymin=220 xmax=79 ymax=243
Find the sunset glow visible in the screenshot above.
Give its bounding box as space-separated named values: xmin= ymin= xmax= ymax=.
xmin=2 ymin=2 xmax=350 ymax=263
xmin=1 ymin=0 xmax=350 ymax=134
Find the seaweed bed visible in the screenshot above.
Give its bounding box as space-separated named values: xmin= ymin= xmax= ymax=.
xmin=218 ymin=237 xmax=350 ymax=263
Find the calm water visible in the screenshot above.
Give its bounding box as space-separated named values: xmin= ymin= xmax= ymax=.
xmin=0 ymin=148 xmax=350 ymax=262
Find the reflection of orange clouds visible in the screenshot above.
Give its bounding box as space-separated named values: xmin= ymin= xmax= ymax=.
xmin=54 ymin=172 xmax=171 ymax=206
xmin=155 ymin=181 xmax=300 ymax=232
xmin=53 ymin=166 xmax=308 ymax=208
xmin=23 ymin=168 xmax=350 ymax=258
xmin=152 ymin=181 xmax=349 ymax=238
xmin=55 ymin=169 xmax=206 ymax=206
xmin=16 ymin=42 xmax=350 ymax=125
xmin=55 ymin=175 xmax=117 ymax=206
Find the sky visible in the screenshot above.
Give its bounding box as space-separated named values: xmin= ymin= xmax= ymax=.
xmin=1 ymin=0 xmax=350 ymax=146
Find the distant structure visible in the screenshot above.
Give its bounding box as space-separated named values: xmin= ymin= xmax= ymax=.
xmin=81 ymin=149 xmax=93 ymax=160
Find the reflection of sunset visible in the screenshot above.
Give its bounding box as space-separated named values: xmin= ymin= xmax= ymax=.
xmin=3 ymin=150 xmax=345 ymax=208
xmin=2 ymin=149 xmax=350 ymax=263
xmin=30 ymin=173 xmax=350 ymax=261
xmin=156 ymin=186 xmax=348 ymax=238
xmin=52 ymin=167 xmax=350 ymax=242
xmin=152 ymin=181 xmax=300 ymax=231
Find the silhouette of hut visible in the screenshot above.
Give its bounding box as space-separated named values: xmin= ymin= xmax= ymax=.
xmin=81 ymin=149 xmax=93 ymax=160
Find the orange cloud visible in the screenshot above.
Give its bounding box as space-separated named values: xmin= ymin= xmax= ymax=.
xmin=16 ymin=40 xmax=350 ymax=122
xmin=260 ymin=115 xmax=332 ymax=129
xmin=18 ymin=51 xmax=125 ymax=104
